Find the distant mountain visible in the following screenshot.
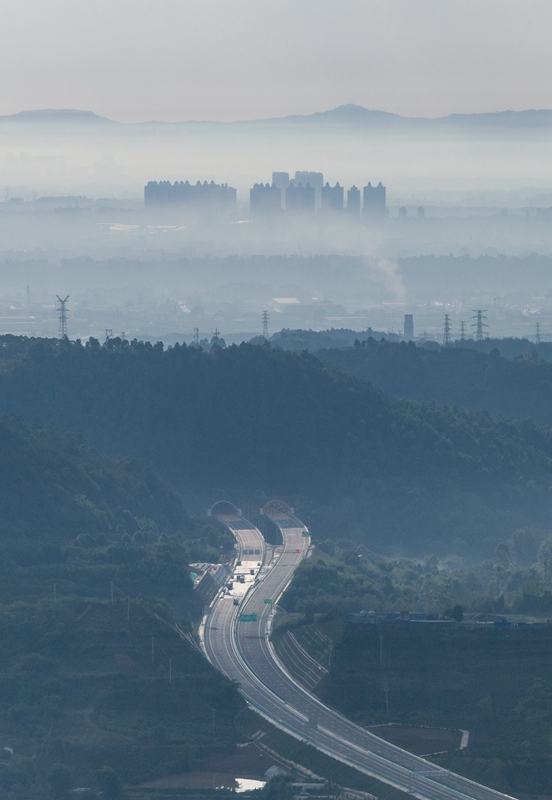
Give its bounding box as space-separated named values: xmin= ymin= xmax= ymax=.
xmin=265 ymin=104 xmax=552 ymax=129
xmin=0 ymin=108 xmax=115 ymax=123
xmin=270 ymin=104 xmax=404 ymax=124
xmin=2 ymin=104 xmax=552 ymax=129
xmin=441 ymin=108 xmax=552 ymax=127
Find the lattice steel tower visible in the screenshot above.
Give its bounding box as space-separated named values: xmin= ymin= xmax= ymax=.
xmin=472 ymin=309 xmax=488 ymax=341
xmin=536 ymin=322 xmax=542 ymax=344
xmin=262 ymin=310 xmax=269 ymax=338
xmin=443 ymin=314 xmax=452 ymax=346
xmin=459 ymin=321 xmax=466 ymax=342
xmin=56 ymin=295 xmax=69 ymax=339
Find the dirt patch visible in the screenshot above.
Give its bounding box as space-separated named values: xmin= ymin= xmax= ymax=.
xmin=140 ymin=743 xmax=288 ymax=788
xmin=140 ymin=772 xmax=255 ymax=790
xmin=367 ymin=724 xmax=463 ymax=755
xmin=197 ymin=742 xmax=287 ymax=777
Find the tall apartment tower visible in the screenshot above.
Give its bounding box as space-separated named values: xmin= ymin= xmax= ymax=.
xmin=272 ymin=172 xmax=290 ymax=210
xmin=363 ymin=181 xmax=387 ymax=219
xmin=250 ymin=183 xmax=281 ymax=216
xmin=404 ymin=314 xmax=414 ymax=341
xmin=293 ymin=172 xmax=324 ymax=209
xmin=144 ymin=180 xmax=236 ymax=212
xmin=321 ymin=182 xmax=344 ymax=212
xmin=286 ymin=183 xmax=316 ymax=214
xmin=346 ymin=186 xmax=361 ymax=217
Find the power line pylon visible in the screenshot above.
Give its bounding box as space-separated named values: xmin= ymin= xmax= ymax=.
xmin=193 ymin=327 xmax=200 ymax=348
xmin=536 ymin=322 xmax=541 ymax=344
xmin=56 ymin=295 xmax=69 ymax=339
xmin=443 ymin=314 xmax=452 ymax=346
xmin=262 ymin=310 xmax=269 ymax=338
xmin=472 ymin=309 xmax=488 ymax=341
xmin=105 ymin=329 xmax=113 ymax=342
xmin=459 ymin=321 xmax=466 ymax=342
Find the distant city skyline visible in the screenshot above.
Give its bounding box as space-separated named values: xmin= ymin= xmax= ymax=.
xmin=1 ymin=1 xmax=551 ymax=123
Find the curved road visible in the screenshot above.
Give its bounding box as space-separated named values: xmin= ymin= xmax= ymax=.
xmin=201 ymin=507 xmax=517 ymax=800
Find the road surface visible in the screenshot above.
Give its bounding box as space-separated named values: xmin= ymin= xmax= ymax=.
xmin=201 ymin=503 xmax=516 ymax=800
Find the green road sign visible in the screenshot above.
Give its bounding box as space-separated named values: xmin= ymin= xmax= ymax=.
xmin=239 ymin=613 xmax=257 ymax=622
xmin=264 ymin=599 xmax=272 ymax=604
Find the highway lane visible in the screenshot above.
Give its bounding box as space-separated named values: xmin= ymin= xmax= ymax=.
xmin=201 ymin=507 xmax=517 ymax=800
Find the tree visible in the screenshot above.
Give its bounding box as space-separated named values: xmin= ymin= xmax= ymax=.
xmin=444 ymin=604 xmax=464 ymax=622
xmin=263 ymin=775 xmax=294 ymax=800
xmin=48 ymin=763 xmax=72 ymax=799
xmin=453 ymin=604 xmax=464 ymax=622
xmin=95 ymin=766 xmax=123 ymax=800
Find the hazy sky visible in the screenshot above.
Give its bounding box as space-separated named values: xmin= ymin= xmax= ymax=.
xmin=2 ymin=0 xmax=552 ymax=122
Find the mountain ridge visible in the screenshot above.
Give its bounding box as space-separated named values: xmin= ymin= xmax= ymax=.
xmin=3 ymin=103 xmax=552 ymax=128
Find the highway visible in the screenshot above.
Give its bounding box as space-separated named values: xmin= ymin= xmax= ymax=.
xmin=201 ymin=502 xmax=517 ymax=800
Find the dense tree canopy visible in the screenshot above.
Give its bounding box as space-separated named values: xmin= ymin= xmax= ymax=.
xmin=0 ymin=599 xmax=243 ymax=797
xmin=0 ymin=412 xmax=230 ymax=606
xmin=319 ymin=338 xmax=552 ymax=426
xmin=1 ymin=336 xmax=552 ymax=555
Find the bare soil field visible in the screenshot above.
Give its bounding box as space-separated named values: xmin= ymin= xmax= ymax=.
xmin=140 ymin=742 xmax=287 ymax=788
xmin=367 ymin=724 xmax=463 ymax=755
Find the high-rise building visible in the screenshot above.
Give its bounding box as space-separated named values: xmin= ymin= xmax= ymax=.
xmin=404 ymin=314 xmax=414 ymax=341
xmin=292 ymin=172 xmax=324 ymax=208
xmin=293 ymin=171 xmax=323 ymax=188
xmin=272 ymin=172 xmax=290 ymax=190
xmin=346 ymin=186 xmax=361 ymax=217
xmin=286 ymin=183 xmax=316 ymax=214
xmin=399 ymin=206 xmax=407 ymax=218
xmin=250 ymin=183 xmax=282 ymax=216
xmin=363 ymin=181 xmax=387 ymax=219
xmin=272 ymin=172 xmax=290 ymax=210
xmin=144 ymin=180 xmax=236 ymax=211
xmin=321 ymin=182 xmax=344 ymax=212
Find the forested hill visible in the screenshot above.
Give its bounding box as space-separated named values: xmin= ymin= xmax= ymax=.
xmin=1 ymin=336 xmax=552 ymax=557
xmin=318 ymin=339 xmax=552 ymax=427
xmin=0 ymin=415 xmax=186 ymax=543
xmin=0 ymin=412 xmax=230 ymax=606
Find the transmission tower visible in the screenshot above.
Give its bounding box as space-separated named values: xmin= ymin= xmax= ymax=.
xmin=262 ymin=310 xmax=269 ymax=338
xmin=193 ymin=327 xmax=200 ymax=348
xmin=56 ymin=295 xmax=69 ymax=339
xmin=443 ymin=314 xmax=452 ymax=346
xmin=105 ymin=329 xmax=113 ymax=342
xmin=459 ymin=321 xmax=466 ymax=342
xmin=472 ymin=309 xmax=488 ymax=341
xmin=536 ymin=322 xmax=542 ymax=344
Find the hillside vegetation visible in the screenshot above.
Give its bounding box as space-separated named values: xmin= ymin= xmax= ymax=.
xmin=1 ymin=337 xmax=552 ymax=556
xmin=315 ymin=621 xmax=552 ymax=796
xmin=319 ymin=339 xmax=552 ymax=426
xmin=281 ymin=538 xmax=552 ymax=619
xmin=0 ymin=598 xmax=244 ymax=798
xmin=0 ymin=412 xmax=231 ymax=608
xmin=0 ymin=409 xmax=242 ymax=798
